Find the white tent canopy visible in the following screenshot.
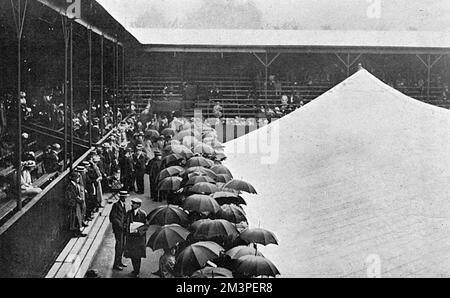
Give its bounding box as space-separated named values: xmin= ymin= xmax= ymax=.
xmin=224 ymin=69 xmax=450 ymax=277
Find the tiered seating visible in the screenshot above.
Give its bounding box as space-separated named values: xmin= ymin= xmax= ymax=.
xmin=397 ymin=86 xmax=448 ymax=108
xmin=125 ymin=74 xmax=183 ymax=100
xmin=0 ymin=148 xmax=64 ymax=224
xmin=124 ymin=73 xmax=449 ymax=118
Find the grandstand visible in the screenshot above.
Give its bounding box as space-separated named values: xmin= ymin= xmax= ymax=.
xmin=121 ymin=29 xmax=450 ymax=118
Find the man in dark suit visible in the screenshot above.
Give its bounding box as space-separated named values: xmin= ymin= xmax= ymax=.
xmin=133 ymin=145 xmax=148 ymax=194
xmin=67 ymin=172 xmax=87 ymax=237
xmin=147 ymin=150 xmax=162 ymax=201
xmin=124 ymin=198 xmax=147 ymax=277
xmin=43 ymin=145 xmax=59 ymax=173
xmin=109 ymin=190 xmax=129 ymax=271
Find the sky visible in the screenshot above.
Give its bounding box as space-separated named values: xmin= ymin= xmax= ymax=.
xmin=97 ymin=0 xmax=450 ymax=31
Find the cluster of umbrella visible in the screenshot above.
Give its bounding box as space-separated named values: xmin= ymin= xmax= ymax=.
xmin=145 ymin=123 xmax=280 ymax=278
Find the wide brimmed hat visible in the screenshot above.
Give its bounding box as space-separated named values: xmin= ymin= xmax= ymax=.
xmin=131 ymin=198 xmax=142 ymax=204
xmin=75 ymin=166 xmax=85 ymax=172
xmin=22 ymin=160 xmax=36 ymax=168
xmin=119 ymin=190 xmax=129 ymax=197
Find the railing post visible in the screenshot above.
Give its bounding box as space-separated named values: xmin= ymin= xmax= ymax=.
xmin=88 ymin=28 xmax=92 ymax=148
xmin=69 ymin=20 xmax=74 ymax=170
xmin=62 ymin=16 xmax=70 ymax=170
xmin=100 ymin=34 xmax=104 ymax=135
xmin=122 ymin=45 xmax=125 ymax=107
xmin=427 ymin=54 xmax=431 ymax=101
xmin=11 ymin=0 xmax=28 ymax=210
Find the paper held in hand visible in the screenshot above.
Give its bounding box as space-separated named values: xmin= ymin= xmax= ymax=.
xmin=130 ymin=222 xmax=145 ymax=233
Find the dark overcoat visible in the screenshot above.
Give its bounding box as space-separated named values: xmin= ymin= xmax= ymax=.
xmin=124 ymin=209 xmax=147 ymax=259
xmin=67 ymin=181 xmax=83 ymax=231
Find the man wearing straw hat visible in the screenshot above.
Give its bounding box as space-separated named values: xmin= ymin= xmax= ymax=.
xmin=109 ymin=190 xmax=129 ymax=271
xmin=124 ymin=198 xmax=147 ymax=277
xmin=134 ymin=144 xmax=148 ymax=194
xmin=74 ymin=166 xmax=89 ymax=224
xmin=66 ymin=172 xmax=87 ymax=237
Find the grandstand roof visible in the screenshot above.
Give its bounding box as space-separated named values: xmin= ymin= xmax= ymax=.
xmin=224 ymin=69 xmax=450 ymax=277
xmin=34 ymin=0 xmax=139 ymax=46
xmin=135 ymin=28 xmax=450 ymax=53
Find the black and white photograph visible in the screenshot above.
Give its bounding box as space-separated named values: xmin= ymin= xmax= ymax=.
xmin=1 ymin=0 xmax=450 ymax=282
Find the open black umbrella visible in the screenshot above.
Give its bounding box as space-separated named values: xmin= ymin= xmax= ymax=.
xmin=185 ymin=167 xmax=217 ymax=180
xmin=175 ymin=241 xmax=225 ymax=276
xmin=172 ymin=146 xmax=194 ymax=160
xmin=211 ymin=191 xmax=247 ymax=206
xmin=146 ymin=205 xmax=190 ymax=226
xmin=161 ymin=153 xmax=184 ymax=168
xmin=239 ymin=228 xmax=278 ymax=246
xmin=223 ymin=179 xmax=257 ymax=194
xmin=157 ymin=166 xmax=184 ymax=181
xmin=147 ymin=224 xmax=190 ymax=251
xmin=215 ymin=174 xmax=232 ymax=183
xmin=216 ymin=204 xmax=247 ymax=224
xmin=190 ymin=182 xmax=220 ymax=195
xmin=158 ymin=176 xmax=183 ymax=191
xmin=186 ymin=156 xmax=212 ymax=168
xmin=214 ymin=151 xmax=227 ymax=161
xmin=210 ymin=165 xmax=233 ymax=177
xmin=191 ymin=267 xmax=233 ymax=278
xmin=235 ymin=255 xmax=280 ymax=277
xmin=185 ymin=175 xmax=216 ymax=187
xmin=191 ymin=219 xmax=239 ymax=240
xmin=182 ymin=194 xmax=220 ymax=215
xmin=225 ymin=245 xmax=264 ymax=259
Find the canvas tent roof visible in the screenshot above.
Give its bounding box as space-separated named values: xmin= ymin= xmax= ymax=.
xmin=224 ymin=69 xmax=450 ymax=277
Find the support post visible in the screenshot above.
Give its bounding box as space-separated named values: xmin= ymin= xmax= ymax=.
xmin=252 ymin=52 xmax=281 ymax=107
xmin=416 ymin=54 xmax=443 ymax=101
xmin=265 ymin=52 xmax=268 ymax=106
xmin=427 ymin=54 xmax=431 ymax=101
xmin=115 ymin=40 xmax=119 ymax=126
xmin=62 ymin=16 xmax=69 ymax=170
xmin=335 ymin=53 xmax=363 ymax=78
xmin=69 ymin=20 xmax=74 ymax=170
xmin=88 ymin=28 xmax=92 ymax=148
xmin=10 ymin=0 xmax=28 ymax=210
xmin=122 ymin=45 xmax=125 ymax=108
xmin=100 ymin=35 xmax=104 ymax=135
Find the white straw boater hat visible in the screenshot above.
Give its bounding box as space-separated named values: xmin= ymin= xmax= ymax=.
xmin=23 ymin=160 xmax=36 ymax=168
xmin=130 ymin=198 xmax=142 ymax=204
